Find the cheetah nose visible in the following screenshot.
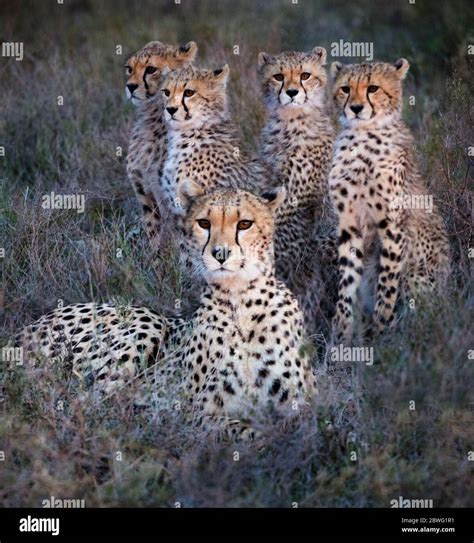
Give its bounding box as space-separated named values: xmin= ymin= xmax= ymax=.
xmin=286 ymin=88 xmax=299 ymax=98
xmin=127 ymin=83 xmax=138 ymax=94
xmin=212 ymin=246 xmax=231 ymax=264
xmin=350 ymin=104 xmax=364 ymax=115
xmin=166 ymin=106 xmax=178 ymax=116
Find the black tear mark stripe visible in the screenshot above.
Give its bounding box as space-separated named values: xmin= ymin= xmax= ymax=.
xmin=235 ymin=228 xmax=242 ymax=249
xmin=201 ymin=207 xmax=212 ymax=256
xmin=202 ymin=228 xmax=211 ymax=256
xmin=342 ymin=77 xmax=352 ymax=112
xmin=235 ymin=225 xmax=243 ymax=251
xmin=277 ymin=64 xmax=285 ymax=99
xmin=301 ymin=80 xmax=308 ymax=99
xmin=366 ymin=82 xmax=375 ymax=117
xmin=142 ymin=60 xmax=150 ymax=90
xmin=300 ymin=65 xmax=308 ymax=99
xmin=343 ymin=90 xmax=350 ymax=114
xmin=182 ymin=80 xmax=190 ymax=119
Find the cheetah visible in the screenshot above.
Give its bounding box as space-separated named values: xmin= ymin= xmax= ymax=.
xmin=157 ymin=64 xmax=269 ymax=234
xmin=329 ymin=58 xmax=450 ymax=342
xmin=15 ymin=303 xmax=188 ymax=396
xmin=175 ymin=184 xmax=316 ymax=427
xmin=125 ymin=40 xmax=197 ymax=250
xmin=14 ymin=187 xmax=316 ymax=435
xmin=257 ymin=46 xmax=337 ymax=332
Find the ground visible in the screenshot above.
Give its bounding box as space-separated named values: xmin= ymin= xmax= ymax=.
xmin=0 ymin=0 xmax=472 ymax=507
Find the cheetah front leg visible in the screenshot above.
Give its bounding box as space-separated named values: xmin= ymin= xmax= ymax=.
xmin=373 ymin=218 xmax=406 ymax=333
xmin=128 ymin=167 xmax=163 ymax=252
xmin=332 ymin=214 xmax=365 ymax=344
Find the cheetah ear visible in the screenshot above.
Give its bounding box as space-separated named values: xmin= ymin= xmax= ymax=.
xmin=330 ymin=61 xmax=344 ymax=78
xmin=260 ymin=186 xmax=286 ymax=212
xmin=177 ymin=179 xmax=204 ymax=211
xmin=393 ymin=58 xmax=410 ymax=79
xmin=308 ymin=46 xmax=327 ymax=65
xmin=144 ymin=40 xmax=164 ymax=49
xmin=178 ymin=41 xmax=198 ymax=62
xmin=258 ymin=51 xmax=274 ymax=68
xmin=212 ymin=64 xmax=230 ymax=85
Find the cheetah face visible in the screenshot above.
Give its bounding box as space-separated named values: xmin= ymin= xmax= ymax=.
xmin=179 ymin=184 xmax=285 ymax=287
xmin=124 ymin=41 xmax=197 ymax=105
xmin=331 ymin=58 xmax=409 ymax=127
xmin=258 ymin=47 xmax=327 ymax=112
xmin=160 ymin=65 xmax=229 ymax=127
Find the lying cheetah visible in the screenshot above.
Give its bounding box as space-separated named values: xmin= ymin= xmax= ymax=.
xmin=329 ymin=59 xmax=451 ymax=342
xmin=175 ymin=184 xmax=316 ymax=423
xmin=257 ymin=46 xmax=336 ymax=332
xmin=16 ymin=304 xmax=188 ymax=396
xmin=125 ymin=40 xmax=197 ymax=250
xmin=158 ymin=65 xmax=269 ymax=233
xmin=15 ymin=188 xmax=315 ymax=434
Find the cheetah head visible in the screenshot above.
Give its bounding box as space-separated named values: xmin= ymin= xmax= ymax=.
xmin=124 ymin=41 xmax=197 ymax=105
xmin=258 ymin=46 xmax=328 ymax=113
xmin=178 ymin=183 xmax=286 ymax=287
xmin=160 ymin=65 xmax=230 ymax=128
xmin=331 ymin=58 xmax=410 ymax=128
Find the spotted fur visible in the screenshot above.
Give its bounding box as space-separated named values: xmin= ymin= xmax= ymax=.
xmin=16 ymin=188 xmax=315 ymax=435
xmin=258 ymin=46 xmax=337 ymax=333
xmin=157 ymin=65 xmax=269 ymax=235
xmin=329 ymin=59 xmax=451 ymax=342
xmin=125 ymin=40 xmax=198 ymax=250
xmin=177 ymin=185 xmax=316 ymax=423
xmin=15 ymin=303 xmax=187 ymax=396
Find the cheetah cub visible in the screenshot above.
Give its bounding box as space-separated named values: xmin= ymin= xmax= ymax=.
xmin=257 ymin=46 xmax=336 ymax=332
xmin=125 ymin=40 xmax=197 ymax=250
xmin=329 ymin=59 xmax=450 ymax=342
xmin=158 ymin=65 xmax=268 ymax=232
xmin=15 ymin=188 xmax=315 ymax=435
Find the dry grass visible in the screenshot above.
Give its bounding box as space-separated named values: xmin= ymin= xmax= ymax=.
xmin=0 ymin=0 xmax=473 ymax=507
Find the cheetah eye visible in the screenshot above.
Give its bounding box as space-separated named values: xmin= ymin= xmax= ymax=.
xmin=125 ymin=66 xmax=132 ymax=75
xmin=273 ymin=74 xmax=284 ymax=82
xmin=162 ymin=89 xmax=170 ymax=97
xmin=301 ymin=72 xmax=310 ymax=80
xmin=184 ymin=89 xmax=195 ymax=98
xmin=145 ymin=66 xmax=157 ymax=75
xmin=368 ymin=85 xmax=379 ymax=93
xmin=197 ymin=219 xmax=211 ymax=230
xmin=341 ymin=86 xmax=350 ymax=94
xmin=237 ymin=220 xmax=253 ymax=230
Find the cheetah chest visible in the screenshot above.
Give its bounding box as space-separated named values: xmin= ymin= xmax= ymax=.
xmin=188 ymin=299 xmax=306 ymax=415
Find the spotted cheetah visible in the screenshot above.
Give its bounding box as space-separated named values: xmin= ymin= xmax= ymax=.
xmin=257 ymin=46 xmax=337 ymax=332
xmin=15 ymin=304 xmax=188 ymax=396
xmin=125 ymin=40 xmax=197 ymax=250
xmin=175 ymin=184 xmax=316 ymax=424
xmin=329 ymin=59 xmax=451 ymax=342
xmin=158 ymin=65 xmax=269 ymax=233
xmin=14 ymin=188 xmax=315 ymax=434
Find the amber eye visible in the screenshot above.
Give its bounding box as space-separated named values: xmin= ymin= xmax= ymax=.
xmin=145 ymin=66 xmax=157 ymax=75
xmin=341 ymin=86 xmax=350 ymax=94
xmin=368 ymin=85 xmax=379 ymax=93
xmin=184 ymin=89 xmax=195 ymax=98
xmin=237 ymin=220 xmax=253 ymax=230
xmin=197 ymin=219 xmax=211 ymax=230
xmin=125 ymin=66 xmax=132 ymax=75
xmin=301 ymin=72 xmax=310 ymax=80
xmin=162 ymin=89 xmax=170 ymax=97
xmin=273 ymin=74 xmax=284 ymax=82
